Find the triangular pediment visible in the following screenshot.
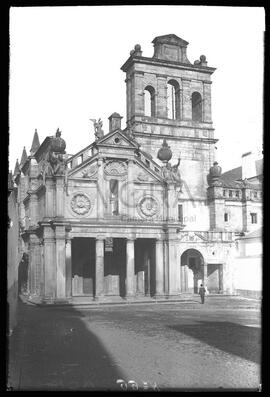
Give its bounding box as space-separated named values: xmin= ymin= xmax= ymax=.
xmin=134 ymin=159 xmax=163 ymax=183
xmin=68 ymin=157 xmax=98 ymax=179
xmin=96 ymin=129 xmax=139 ymax=149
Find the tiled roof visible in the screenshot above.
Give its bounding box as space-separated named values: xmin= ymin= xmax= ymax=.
xmin=220 ymin=165 xmax=262 ymax=189
xmin=239 ymin=227 xmax=262 ymax=240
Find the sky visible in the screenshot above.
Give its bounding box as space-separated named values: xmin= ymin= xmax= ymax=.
xmin=9 ymin=6 xmax=265 ymax=173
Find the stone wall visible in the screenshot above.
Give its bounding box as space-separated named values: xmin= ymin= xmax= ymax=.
xmin=8 ymin=188 xmax=19 ymax=335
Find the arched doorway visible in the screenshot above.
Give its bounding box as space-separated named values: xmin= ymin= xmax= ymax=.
xmin=181 ymin=249 xmax=204 ymax=293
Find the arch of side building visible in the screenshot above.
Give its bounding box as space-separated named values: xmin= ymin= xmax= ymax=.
xmin=178 ymin=245 xmax=208 ymax=294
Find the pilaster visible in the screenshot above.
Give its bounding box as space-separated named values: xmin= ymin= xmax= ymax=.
xmin=181 ymin=78 xmax=191 ymax=120
xmin=65 ymin=237 xmax=72 ymax=298
xmin=55 ymin=175 xmax=65 ymax=217
xmin=55 ymin=225 xmax=66 ymax=298
xmin=134 ymin=71 xmax=144 ymax=115
xmin=156 ymin=75 xmax=167 ymax=118
xmin=97 ymin=159 xmax=105 ymax=218
xmin=203 ymin=81 xmax=212 ymax=122
xmin=43 ymin=226 xmax=56 ymax=299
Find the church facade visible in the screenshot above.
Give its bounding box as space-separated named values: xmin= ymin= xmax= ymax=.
xmin=13 ymin=35 xmax=262 ymax=304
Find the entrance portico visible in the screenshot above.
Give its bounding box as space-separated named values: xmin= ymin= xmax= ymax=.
xmin=65 ymin=234 xmax=166 ymax=302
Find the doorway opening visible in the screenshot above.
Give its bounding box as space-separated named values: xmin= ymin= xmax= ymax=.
xmin=71 ymin=238 xmax=95 ymax=296
xmin=181 ymin=249 xmax=204 ymax=293
xmin=104 ymin=238 xmax=126 ymax=298
xmin=135 ymin=239 xmax=156 ymax=297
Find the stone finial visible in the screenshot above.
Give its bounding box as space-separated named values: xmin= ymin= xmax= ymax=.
xmin=50 ymin=128 xmax=66 ymax=153
xmin=14 ymin=159 xmax=20 ymax=175
xmin=30 ymin=129 xmax=40 ymax=155
xmin=207 ymin=162 xmax=222 ymax=187
xmin=157 ymin=139 xmax=172 ymax=163
xmin=194 ymin=54 xmax=208 ymax=67
xmin=131 ymin=44 xmax=142 ymax=57
xmin=20 ymin=146 xmax=28 ymax=167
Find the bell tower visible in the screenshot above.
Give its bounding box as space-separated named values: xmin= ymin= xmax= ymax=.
xmin=121 ymin=34 xmax=218 ymax=199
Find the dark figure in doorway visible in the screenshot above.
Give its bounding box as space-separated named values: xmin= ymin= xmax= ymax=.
xmin=199 ymin=284 xmax=206 ymax=304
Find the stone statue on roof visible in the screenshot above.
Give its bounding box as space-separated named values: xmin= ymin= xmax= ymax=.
xmin=90 ymin=118 xmax=104 ymax=140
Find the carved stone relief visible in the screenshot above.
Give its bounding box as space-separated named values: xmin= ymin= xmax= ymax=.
xmin=81 ymin=164 xmax=98 ymax=178
xmin=138 ymin=196 xmax=159 ymax=218
xmin=70 ymin=193 xmax=91 ymax=215
xmin=104 ymin=160 xmax=127 ymax=176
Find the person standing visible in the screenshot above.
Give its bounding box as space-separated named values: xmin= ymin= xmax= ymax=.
xmin=199 ymin=284 xmax=206 ymax=304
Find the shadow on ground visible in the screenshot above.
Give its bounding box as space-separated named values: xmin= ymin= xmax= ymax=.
xmin=168 ymin=321 xmax=261 ymax=364
xmin=7 ymin=302 xmax=125 ymax=391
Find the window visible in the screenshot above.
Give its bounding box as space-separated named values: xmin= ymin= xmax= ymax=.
xmin=178 ymin=204 xmax=183 ymax=223
xmin=254 ymin=191 xmax=258 ymax=199
xmin=223 ymin=190 xmax=226 ymax=196
xmin=250 ymin=213 xmax=257 ymax=224
xmin=224 ymin=213 xmax=229 ymax=222
xmin=167 ymin=80 xmax=180 ymax=120
xmin=110 ymin=179 xmax=119 ymax=215
xmin=192 ymin=92 xmax=202 ymax=122
xmin=144 ymin=86 xmax=155 ymax=117
xmin=229 ymin=190 xmax=233 ymax=197
xmin=145 ymin=159 xmax=150 ymax=168
xmin=235 ymin=190 xmax=239 ymax=198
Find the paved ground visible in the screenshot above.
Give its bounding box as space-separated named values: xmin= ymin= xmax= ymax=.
xmin=7 ymin=296 xmax=261 ymax=391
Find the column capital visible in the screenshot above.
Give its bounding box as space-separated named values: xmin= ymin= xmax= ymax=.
xmin=126 ymin=236 xmax=136 ymax=242
xmin=96 ymin=235 xmax=105 ymax=241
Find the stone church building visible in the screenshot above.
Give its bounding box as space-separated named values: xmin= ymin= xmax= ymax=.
xmin=12 ymin=34 xmax=262 ymax=304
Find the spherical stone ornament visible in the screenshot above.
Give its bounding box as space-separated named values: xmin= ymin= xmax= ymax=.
xmin=157 ymin=139 xmax=172 ymax=163
xmin=138 ymin=196 xmax=159 ymax=217
xmin=71 ymin=193 xmax=91 ymax=215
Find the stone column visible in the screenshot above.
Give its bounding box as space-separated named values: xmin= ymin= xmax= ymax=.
xmin=156 ymin=75 xmax=167 ymax=118
xmin=182 ymin=78 xmax=191 ymax=120
xmin=164 ymin=238 xmax=169 ymax=295
xmin=55 ymin=225 xmax=66 ymax=298
xmin=155 ymin=239 xmax=164 ymax=297
xmin=95 ymin=237 xmax=104 ymax=299
xmin=126 ymin=238 xmax=135 ymax=297
xmin=65 ymin=237 xmax=72 ymax=298
xmin=143 ymin=250 xmax=150 ymax=296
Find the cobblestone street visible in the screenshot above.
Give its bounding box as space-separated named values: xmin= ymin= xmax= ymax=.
xmin=7 ymin=296 xmax=261 ymax=391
